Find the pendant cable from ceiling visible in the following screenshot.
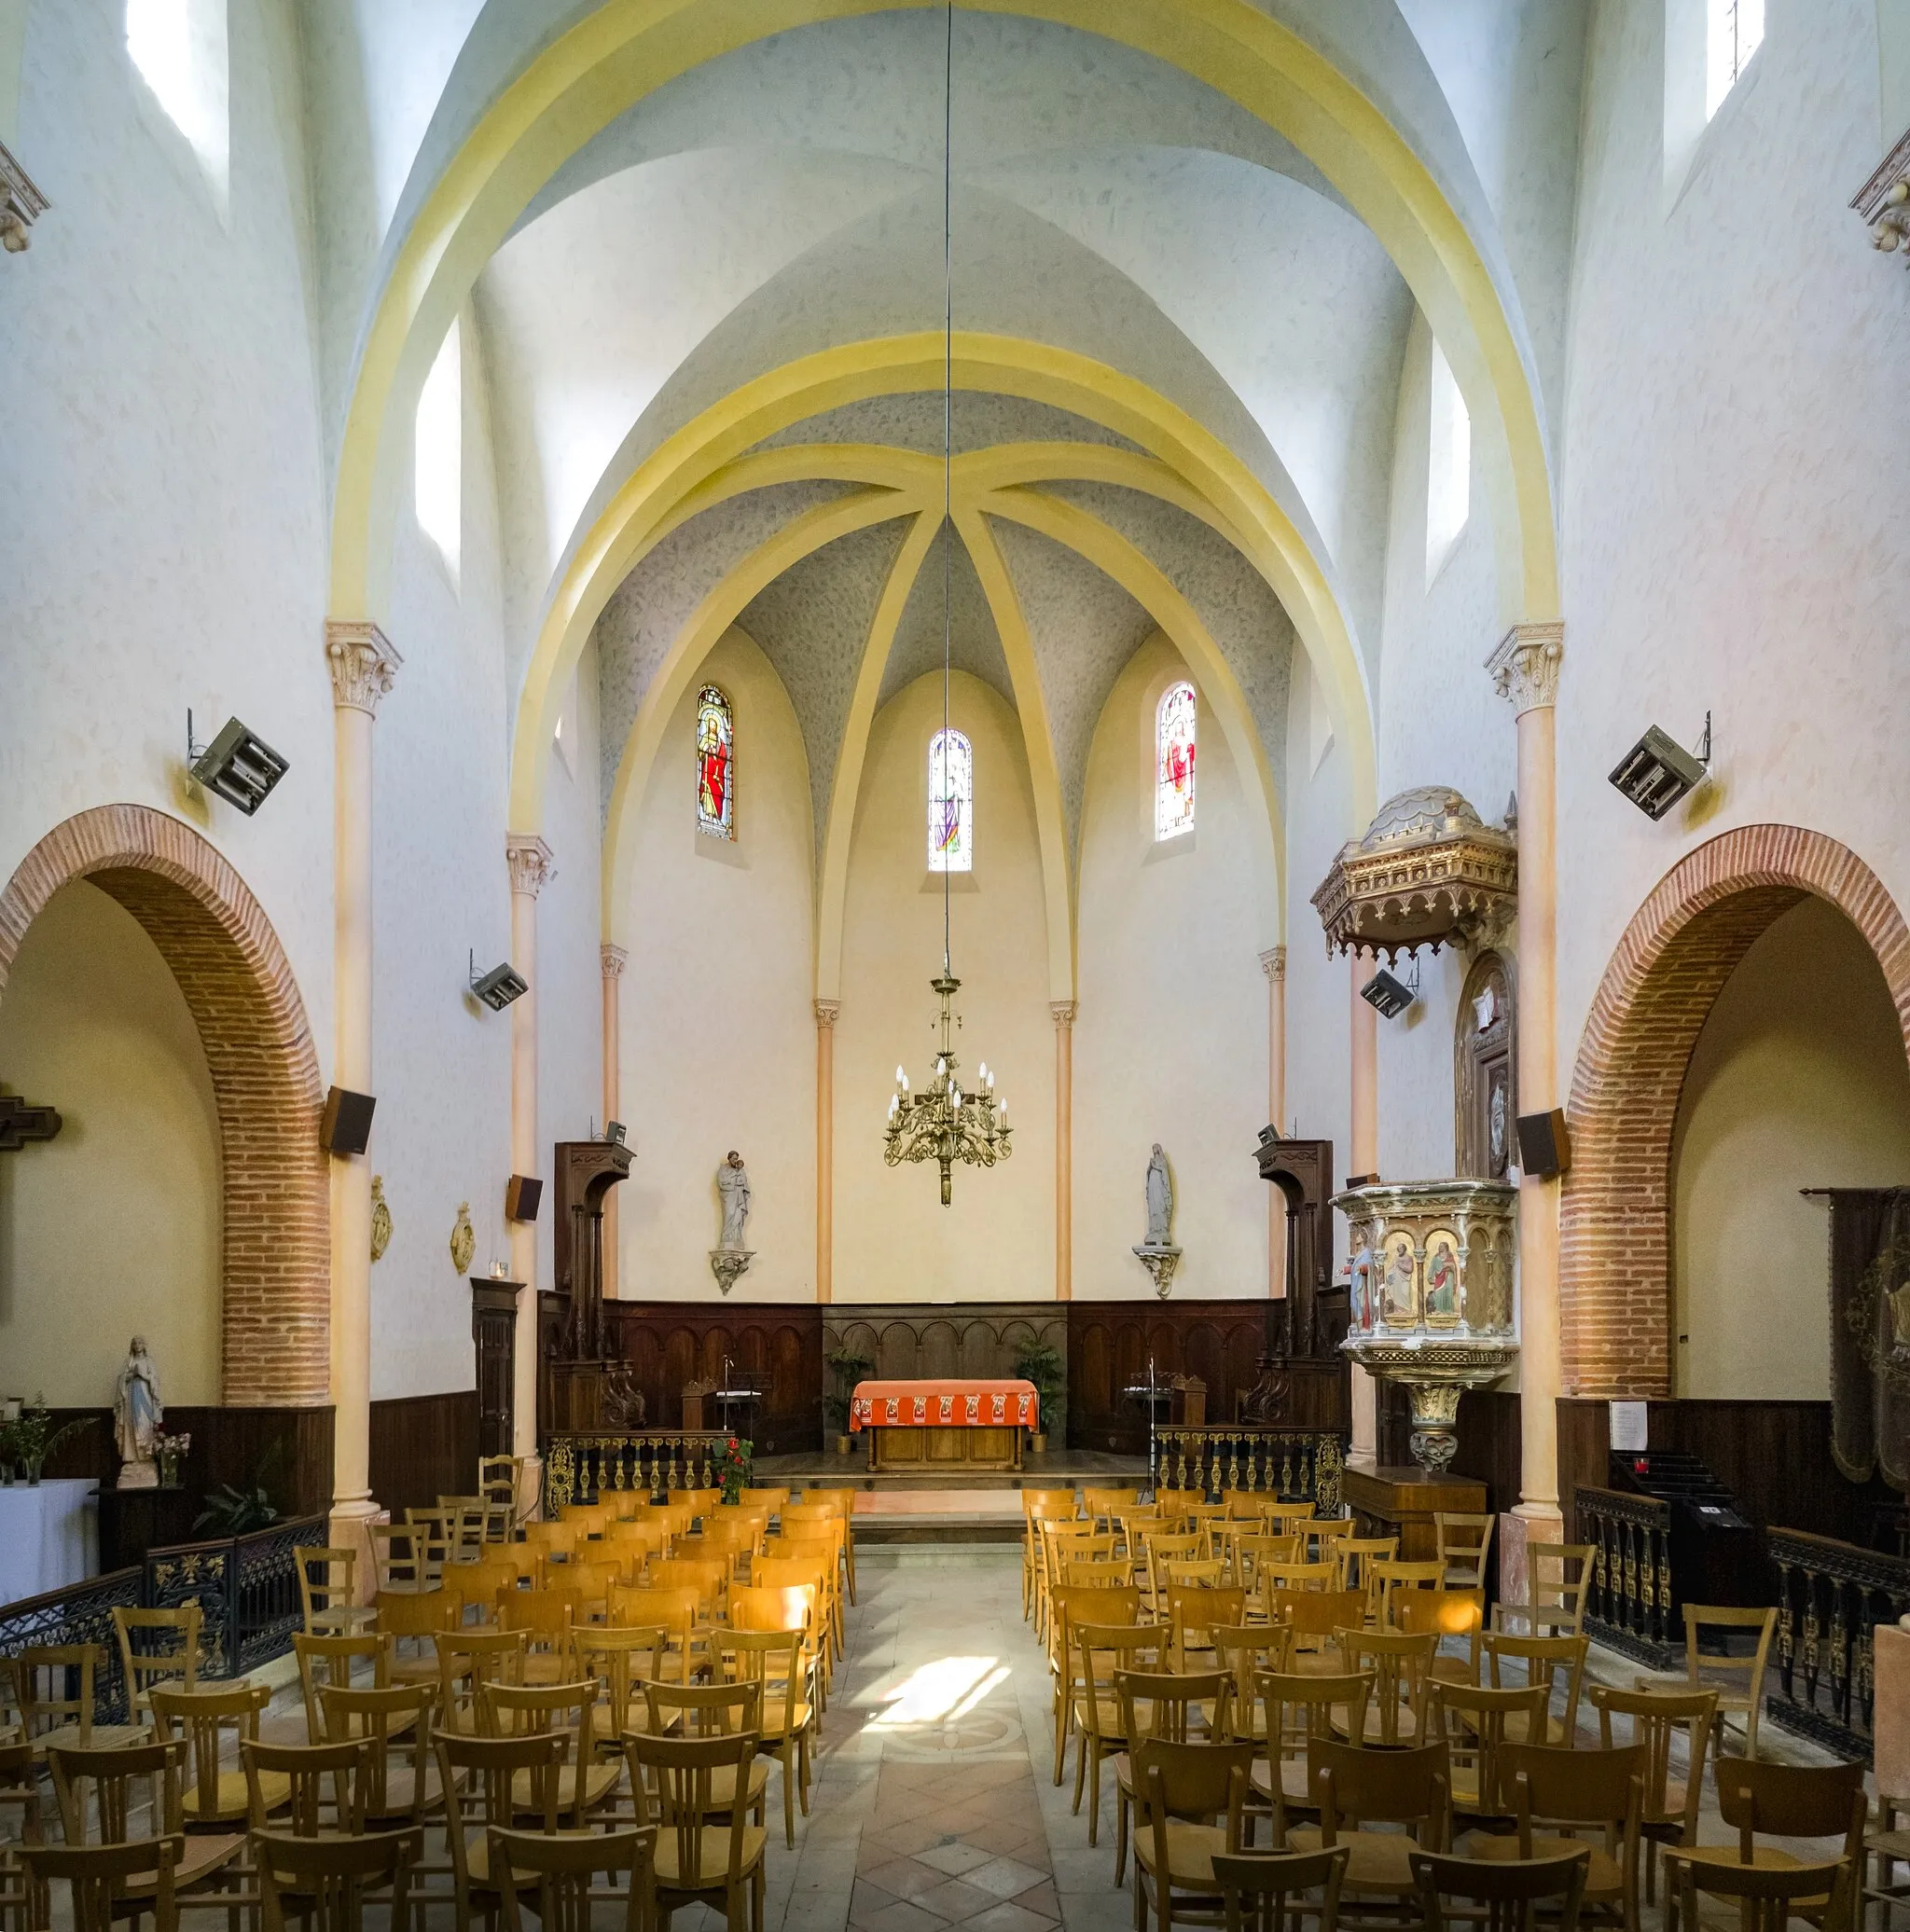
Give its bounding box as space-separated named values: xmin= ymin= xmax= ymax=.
xmin=940 ymin=0 xmax=954 ymax=980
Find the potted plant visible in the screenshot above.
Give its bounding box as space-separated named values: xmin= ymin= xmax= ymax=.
xmin=194 ymin=1440 xmax=284 ymax=1535
xmin=717 ymin=1435 xmax=753 ymax=1505
xmin=10 ymin=1397 xmax=93 ymax=1485
xmin=823 ymin=1349 xmax=872 ymax=1456
xmin=1012 ymin=1339 xmax=1064 ymax=1456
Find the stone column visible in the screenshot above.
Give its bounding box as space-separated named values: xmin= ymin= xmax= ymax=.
xmin=1488 ymin=622 xmax=1566 ymax=1588
xmin=325 ymin=621 xmax=401 ymax=1566
xmin=814 ymin=1000 xmax=838 ymax=1304
xmin=1260 ymin=947 xmax=1286 ymax=1298
xmin=1349 ymin=945 xmax=1379 ymax=1462
xmin=600 ymin=945 xmax=626 ymax=1300
xmin=1052 ymin=1001 xmax=1075 ymax=1302
xmin=505 ymin=835 xmax=554 ymax=1480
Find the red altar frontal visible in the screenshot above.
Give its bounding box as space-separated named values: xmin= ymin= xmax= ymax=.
xmin=849 ymin=1378 xmax=1038 ymax=1471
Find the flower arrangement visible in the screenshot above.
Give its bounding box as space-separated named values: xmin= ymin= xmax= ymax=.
xmin=153 ymin=1432 xmax=192 ymax=1489
xmin=1 ymin=1397 xmax=94 ymax=1485
xmin=717 ymin=1435 xmax=753 ymax=1505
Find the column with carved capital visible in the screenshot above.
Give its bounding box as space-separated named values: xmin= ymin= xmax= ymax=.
xmin=1349 ymin=945 xmax=1379 ymax=1462
xmin=1486 ymin=621 xmax=1566 ymax=1578
xmin=1052 ymin=1001 xmax=1076 ymax=1302
xmin=814 ymin=1000 xmax=839 ymax=1304
xmin=325 ymin=621 xmax=401 ymax=1563
xmin=506 ymin=835 xmax=554 ymax=1474
xmin=1260 ymin=948 xmax=1287 ymax=1299
xmin=601 ymin=945 xmax=627 ymax=1300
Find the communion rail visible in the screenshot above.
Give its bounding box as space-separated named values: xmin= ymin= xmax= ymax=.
xmin=1155 ymin=1427 xmax=1346 ymax=1514
xmin=1576 ymin=1485 xmax=1681 ymax=1667
xmin=1765 ymin=1526 xmax=1910 ymax=1760
xmin=0 ymin=1512 xmax=324 ymax=1722
xmin=544 ymin=1432 xmax=737 ymax=1510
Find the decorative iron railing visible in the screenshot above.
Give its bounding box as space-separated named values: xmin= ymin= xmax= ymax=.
xmin=1765 ymin=1526 xmax=1910 ymax=1760
xmin=0 ymin=1513 xmax=325 ymax=1721
xmin=545 ymin=1433 xmax=736 ymax=1510
xmin=1576 ymin=1485 xmax=1680 ymax=1667
xmin=1154 ymin=1428 xmax=1345 ymax=1514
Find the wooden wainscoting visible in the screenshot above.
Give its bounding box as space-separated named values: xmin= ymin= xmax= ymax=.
xmin=825 ymin=1304 xmax=1067 ymax=1390
xmin=369 ymin=1391 xmax=478 ymax=1518
xmin=1066 ymin=1301 xmax=1346 ymax=1453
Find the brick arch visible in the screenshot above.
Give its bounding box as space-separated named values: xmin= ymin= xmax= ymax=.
xmin=0 ymin=805 xmax=329 ymax=1404
xmin=1560 ymin=824 xmax=1910 ymax=1397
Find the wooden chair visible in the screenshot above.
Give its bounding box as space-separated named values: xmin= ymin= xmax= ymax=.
xmin=1412 ymin=1846 xmax=1589 ymax=1932
xmin=1482 ymin=1631 xmax=1588 ymax=1746
xmin=716 ymin=1627 xmax=814 ymax=1847
xmin=297 ymin=1546 xmax=375 ymax=1635
xmin=607 ymin=1585 xmax=700 ymax=1684
xmin=19 ymin=1838 xmax=178 ymax=1932
xmin=406 ymin=1506 xmax=455 ymax=1585
xmin=254 ymin=1827 xmax=422 ymax=1932
xmin=488 ymin=1824 xmax=655 ymax=1932
xmin=1424 ymin=1681 xmax=1550 ymax=1820
xmin=1397 ymin=1590 xmax=1486 ymax=1689
xmin=1674 ymin=1853 xmax=1855 ymax=1932
xmin=1145 ymin=1534 xmax=1215 ymax=1616
xmin=1286 ymin=1737 xmax=1453 ymax=1911
xmin=1636 ymin=1603 xmax=1778 ymax=1760
xmin=572 ymin=1627 xmax=670 ymax=1740
xmin=1025 ymin=1490 xmax=1080 ymax=1618
xmin=639 ymin=1677 xmax=768 ymax=1842
xmin=1132 ymin=1738 xmax=1257 ymax=1932
xmin=293 ymin=1631 xmax=395 ymax=1742
xmin=1250 ymin=1671 xmax=1374 ymax=1840
xmin=1211 ymin=1622 xmax=1294 ymax=1748
xmin=1048 ymin=1586 xmax=1142 ymax=1786
xmin=1369 ymin=1558 xmax=1446 ymax=1630
xmin=729 ymin=1582 xmax=826 ymax=1713
xmin=464 ymin=1549 xmax=536 ymax=1615
xmin=1589 ymin=1685 xmax=1716 ymax=1903
xmin=113 ymin=1605 xmax=201 ymax=1725
xmin=319 ymin=1683 xmax=446 ymax=1826
xmin=486 ymin=1680 xmax=621 ymax=1827
xmin=1263 ymin=1504 xmax=1319 ymax=1538
xmin=149 ymin=1681 xmax=282 ymax=1827
xmin=1495 ymin=1544 xmax=1593 ymax=1639
xmin=1465 ymin=1742 xmax=1645 ymax=1932
xmin=1305 ymin=1518 xmax=1352 ymax=1567
xmin=1271 ymin=1592 xmax=1369 ymax=1676
xmin=1072 ymin=1623 xmax=1171 ymax=1844
xmin=564 ymin=1557 xmax=624 ymax=1622
xmin=1433 ymin=1514 xmax=1496 ymax=1593
xmin=1336 ymin=1628 xmax=1437 ymax=1746
xmin=0 ymin=1738 xmax=46 ymax=1932
xmin=436 ymin=1630 xmax=529 ymax=1736
xmin=16 ymin=1645 xmax=145 ymax=1758
xmin=623 ymin=1731 xmax=767 ymax=1932
xmin=1168 ymin=1585 xmax=1250 ymax=1675
xmin=496 ymin=1589 xmax=579 ymax=1685
xmin=374 ymin=1588 xmax=461 ymax=1685
xmin=1115 ymin=1672 xmax=1236 ymax=1887
xmin=1214 ymin=1845 xmax=1349 ymax=1932
xmin=439 ymin=1497 xmax=489 ymax=1566
xmin=47 ymin=1737 xmax=249 ymax=1908
xmin=1264 ymin=1562 xmax=1339 ymax=1599
xmin=241 ymin=1736 xmax=372 ymax=1835
xmin=520 ymin=1521 xmax=576 ymax=1566
xmin=435 ymin=1730 xmax=566 ymax=1932
xmin=478 ymin=1456 xmax=520 ymax=1539
xmin=1337 ymin=1538 xmax=1400 ymax=1598
xmin=367 ymin=1521 xmax=428 ymax=1593
xmin=1230 ymin=1537 xmax=1304 ymax=1600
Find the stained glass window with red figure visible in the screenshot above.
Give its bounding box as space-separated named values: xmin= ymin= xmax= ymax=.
xmin=927 ymin=727 xmax=973 ymax=872
xmin=1156 ymin=680 xmax=1196 ymax=839
xmin=696 ymin=684 xmax=734 ymax=839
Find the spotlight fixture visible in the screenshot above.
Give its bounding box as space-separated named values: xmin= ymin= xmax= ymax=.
xmin=468 ymin=951 xmax=528 ymax=1012
xmin=1609 ymin=712 xmax=1710 ymax=820
xmin=1360 ymin=955 xmax=1419 ymax=1020
xmin=187 ymin=711 xmax=289 ymax=815
xmin=603 ymin=1121 xmax=627 ymax=1146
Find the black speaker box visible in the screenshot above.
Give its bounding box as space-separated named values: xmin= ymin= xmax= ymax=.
xmin=320 ymin=1085 xmax=376 ymax=1156
xmin=1515 ymin=1107 xmax=1571 ymax=1179
xmin=505 ymin=1174 xmax=543 ymax=1223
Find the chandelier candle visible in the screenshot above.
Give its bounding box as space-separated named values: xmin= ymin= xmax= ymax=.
xmin=883 ymin=973 xmax=1012 ymax=1205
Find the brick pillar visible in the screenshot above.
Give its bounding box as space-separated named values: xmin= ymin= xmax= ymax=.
xmin=506 ymin=835 xmax=553 ymax=1488
xmin=325 ymin=620 xmax=401 ymax=1566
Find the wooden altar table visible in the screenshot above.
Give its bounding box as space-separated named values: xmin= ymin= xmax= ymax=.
xmin=850 ymin=1379 xmax=1038 ymax=1472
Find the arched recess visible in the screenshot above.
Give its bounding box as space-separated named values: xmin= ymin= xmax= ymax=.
xmin=328 ymin=0 xmax=1557 ymax=661
xmin=0 ymin=807 xmax=329 ymax=1405
xmin=1559 ymin=825 xmax=1910 ymax=1400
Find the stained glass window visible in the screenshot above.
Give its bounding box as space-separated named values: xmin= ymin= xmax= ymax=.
xmin=696 ymin=684 xmax=734 ymax=839
xmin=1156 ymin=681 xmax=1197 ymax=839
xmin=927 ymin=728 xmax=973 ymax=872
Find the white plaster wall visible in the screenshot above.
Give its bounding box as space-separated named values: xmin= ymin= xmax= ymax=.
xmin=0 ymin=885 xmax=222 ymax=1407
xmin=1671 ymin=898 xmax=1910 ymax=1400
xmin=1073 ymin=639 xmax=1269 ymax=1300
xmin=1557 ymin=0 xmax=1910 ymax=1083
xmin=369 ymin=305 xmax=514 ymax=1399
xmin=835 ymin=673 xmax=1055 ymax=1302
xmin=616 ymin=630 xmax=817 ymax=1301
xmin=0 ymin=0 xmax=334 ymax=1070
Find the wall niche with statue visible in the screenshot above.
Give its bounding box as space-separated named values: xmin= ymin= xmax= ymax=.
xmin=1455 ymin=951 xmax=1516 ymax=1180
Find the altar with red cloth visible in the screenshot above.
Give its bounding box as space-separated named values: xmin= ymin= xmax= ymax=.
xmin=849 ymin=1378 xmax=1038 ymax=1471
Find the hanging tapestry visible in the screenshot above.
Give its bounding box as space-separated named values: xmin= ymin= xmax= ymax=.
xmin=1828 ymin=1186 xmax=1910 ymax=1490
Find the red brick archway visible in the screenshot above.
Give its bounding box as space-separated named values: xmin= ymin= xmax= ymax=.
xmin=0 ymin=806 xmax=329 ymax=1404
xmin=1560 ymin=824 xmax=1910 ymax=1397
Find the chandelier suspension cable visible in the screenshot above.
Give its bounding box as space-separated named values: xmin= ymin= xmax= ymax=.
xmin=941 ymin=0 xmax=954 ymax=981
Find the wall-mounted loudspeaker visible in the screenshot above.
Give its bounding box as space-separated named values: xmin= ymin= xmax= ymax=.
xmin=505 ymin=1175 xmax=543 ymax=1223
xmin=1515 ymin=1107 xmax=1572 ymax=1179
xmin=320 ymin=1085 xmax=377 ymax=1157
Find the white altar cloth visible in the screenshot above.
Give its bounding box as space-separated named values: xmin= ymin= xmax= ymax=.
xmin=0 ymin=1479 xmax=100 ymax=1604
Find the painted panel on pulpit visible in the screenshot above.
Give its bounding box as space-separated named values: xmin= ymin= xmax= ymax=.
xmin=1378 ymin=1232 xmax=1419 ymax=1326
xmin=1422 ymin=1229 xmax=1462 ymax=1327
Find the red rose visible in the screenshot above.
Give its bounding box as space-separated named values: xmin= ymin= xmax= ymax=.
xmin=727 ymin=1438 xmax=738 ymax=1451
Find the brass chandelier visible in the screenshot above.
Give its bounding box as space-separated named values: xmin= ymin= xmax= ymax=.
xmin=882 ymin=4 xmax=1012 ymax=1208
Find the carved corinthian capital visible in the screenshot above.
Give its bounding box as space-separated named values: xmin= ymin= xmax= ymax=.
xmin=325 ymin=621 xmax=403 ymax=714
xmin=0 ymin=141 xmax=48 ymax=255
xmin=814 ymin=998 xmax=840 ymax=1029
xmin=505 ymin=835 xmax=555 ymax=898
xmin=1260 ymin=945 xmax=1287 ymax=983
xmin=1853 ymin=129 xmax=1910 ymax=263
xmin=1050 ymin=1000 xmax=1077 ymax=1029
xmin=601 ymin=944 xmax=628 ymax=980
xmin=1486 ymin=622 xmax=1564 ymax=716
